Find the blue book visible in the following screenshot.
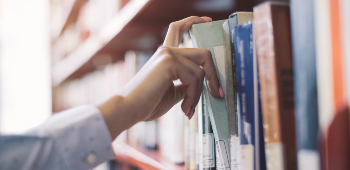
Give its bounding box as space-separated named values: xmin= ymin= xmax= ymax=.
xmin=233 ymin=21 xmax=266 ymax=170
xmin=290 ymin=0 xmax=320 ymax=169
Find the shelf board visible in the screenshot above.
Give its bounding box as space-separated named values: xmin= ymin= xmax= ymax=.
xmin=52 ymin=0 xmax=150 ymax=86
xmin=52 ymin=0 xmax=256 ymax=87
xmin=52 ymin=0 xmax=88 ymax=40
xmin=112 ymin=142 xmax=184 ymax=170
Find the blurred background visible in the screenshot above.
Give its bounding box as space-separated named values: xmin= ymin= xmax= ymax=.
xmin=0 ymin=0 xmax=270 ymax=169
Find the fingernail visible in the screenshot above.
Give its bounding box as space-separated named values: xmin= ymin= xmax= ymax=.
xmin=219 ymin=87 xmax=224 ymax=97
xmin=201 ymin=16 xmax=212 ymax=21
xmin=185 ymin=108 xmax=191 ymax=116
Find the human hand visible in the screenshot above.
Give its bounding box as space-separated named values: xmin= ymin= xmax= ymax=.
xmin=98 ymin=16 xmax=223 ymax=139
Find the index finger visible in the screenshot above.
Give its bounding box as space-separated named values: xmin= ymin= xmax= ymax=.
xmin=163 ymin=16 xmax=212 ymax=47
xmin=171 ymin=47 xmax=222 ymax=98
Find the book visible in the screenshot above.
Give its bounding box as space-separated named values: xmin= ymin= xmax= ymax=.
xmin=290 ymin=0 xmax=320 ymax=169
xmin=158 ymin=101 xmax=185 ymax=164
xmin=324 ymin=108 xmax=350 ymax=170
xmin=219 ymin=20 xmax=234 ymax=130
xmin=190 ymin=20 xmax=231 ymax=170
xmin=253 ymin=21 xmax=267 ymax=170
xmin=189 ymin=106 xmax=198 ymax=170
xmin=184 ymin=111 xmax=190 ymax=169
xmin=233 ymin=21 xmax=266 ymax=170
xmin=341 ymin=0 xmax=350 ymax=150
xmin=201 ymin=93 xmax=216 ymax=170
xmin=253 ymin=2 xmax=297 ymax=170
xmin=197 ymin=95 xmax=203 ymax=170
xmin=314 ymin=0 xmax=350 ymax=169
xmin=227 ymin=12 xmax=254 ymax=170
xmin=342 ymin=0 xmax=350 ymax=108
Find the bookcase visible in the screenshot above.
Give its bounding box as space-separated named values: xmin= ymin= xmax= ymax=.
xmin=50 ymin=0 xmax=261 ymax=169
xmin=51 ymin=0 xmax=350 ymax=169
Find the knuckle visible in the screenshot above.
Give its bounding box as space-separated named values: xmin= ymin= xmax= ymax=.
xmin=193 ymin=74 xmax=201 ymax=83
xmin=156 ymin=47 xmax=176 ymax=65
xmin=203 ymin=49 xmax=212 ymax=58
xmin=169 ymin=22 xmax=178 ymax=30
xmin=199 ymin=69 xmax=205 ymax=78
xmin=158 ymin=46 xmax=171 ymax=55
xmin=162 ymin=53 xmax=176 ymax=64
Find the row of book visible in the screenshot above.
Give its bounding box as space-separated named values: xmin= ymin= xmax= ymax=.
xmin=51 ymin=0 xmax=129 ymax=65
xmin=183 ymin=0 xmax=350 ymax=170
xmin=53 ymin=0 xmax=350 ymax=169
xmin=53 ymin=51 xmax=151 ymax=111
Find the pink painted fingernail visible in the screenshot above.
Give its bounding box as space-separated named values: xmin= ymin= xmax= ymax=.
xmin=185 ymin=108 xmax=191 ymax=116
xmin=201 ymin=16 xmax=212 ymax=21
xmin=219 ymin=87 xmax=224 ymax=97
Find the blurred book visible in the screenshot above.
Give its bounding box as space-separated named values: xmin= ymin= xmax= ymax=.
xmin=290 ymin=0 xmax=320 ymax=169
xmin=158 ymin=101 xmax=185 ymax=164
xmin=254 ymin=2 xmax=297 ymax=170
xmin=341 ymin=0 xmax=350 ymax=152
xmin=314 ymin=0 xmax=350 ymax=169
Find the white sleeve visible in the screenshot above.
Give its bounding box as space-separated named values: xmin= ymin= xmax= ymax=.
xmin=0 ymin=105 xmax=115 ymax=170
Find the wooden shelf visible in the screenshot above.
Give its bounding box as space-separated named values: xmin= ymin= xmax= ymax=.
xmin=52 ymin=0 xmax=150 ymax=86
xmin=52 ymin=0 xmax=88 ymax=41
xmin=112 ymin=142 xmax=185 ymax=170
xmin=52 ymin=0 xmax=257 ymax=87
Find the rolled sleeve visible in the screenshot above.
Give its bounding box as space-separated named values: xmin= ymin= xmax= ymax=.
xmin=27 ymin=105 xmax=115 ymax=170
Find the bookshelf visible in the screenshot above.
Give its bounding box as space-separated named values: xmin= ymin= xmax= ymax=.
xmin=51 ymin=0 xmax=256 ymax=87
xmin=52 ymin=0 xmax=88 ymax=41
xmin=50 ymin=0 xmax=259 ymax=169
xmin=50 ymin=0 xmax=350 ymax=169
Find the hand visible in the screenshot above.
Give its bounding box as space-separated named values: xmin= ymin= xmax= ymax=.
xmin=97 ymin=16 xmax=223 ymax=139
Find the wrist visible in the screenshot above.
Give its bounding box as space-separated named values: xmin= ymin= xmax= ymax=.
xmin=97 ymin=95 xmax=140 ymax=139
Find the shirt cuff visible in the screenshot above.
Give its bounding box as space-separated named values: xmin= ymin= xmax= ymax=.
xmin=28 ymin=105 xmax=115 ymax=170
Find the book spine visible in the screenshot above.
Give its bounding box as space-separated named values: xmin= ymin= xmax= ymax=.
xmin=342 ymin=0 xmax=350 ymax=110
xmin=222 ymin=20 xmax=237 ymax=137
xmin=189 ymin=107 xmax=198 ymax=169
xmin=228 ymin=15 xmax=240 ymax=170
xmin=253 ymin=22 xmax=267 ymax=170
xmin=198 ymin=95 xmax=203 ymax=170
xmin=254 ymin=2 xmax=297 ymax=170
xmin=328 ymin=8 xmax=350 ymax=170
xmin=329 ymin=0 xmax=347 ymax=112
xmin=290 ymin=0 xmax=320 ymax=169
xmin=202 ymin=93 xmax=216 ymax=170
xmin=233 ymin=21 xmax=256 ymax=170
xmin=341 ymin=0 xmax=350 ymax=152
xmin=228 ymin=13 xmax=239 ymax=135
xmin=185 ymin=114 xmax=190 ymax=169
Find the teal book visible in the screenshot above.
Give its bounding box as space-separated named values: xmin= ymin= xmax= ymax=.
xmin=190 ymin=20 xmax=231 ymax=170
